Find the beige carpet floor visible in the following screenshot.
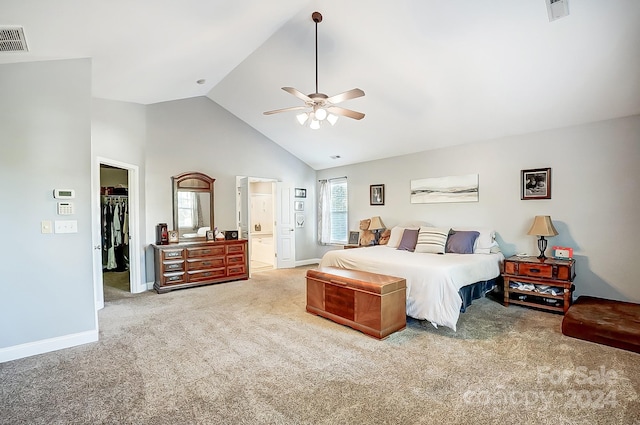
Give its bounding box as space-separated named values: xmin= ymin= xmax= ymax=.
xmin=1 ymin=266 xmax=638 ymax=424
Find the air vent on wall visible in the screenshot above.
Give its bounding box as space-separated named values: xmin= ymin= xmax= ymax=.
xmin=0 ymin=27 xmax=29 ymax=52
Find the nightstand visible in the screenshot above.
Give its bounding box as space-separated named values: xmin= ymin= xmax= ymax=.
xmin=502 ymin=255 xmax=576 ymax=314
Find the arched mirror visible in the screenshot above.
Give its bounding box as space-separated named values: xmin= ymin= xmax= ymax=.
xmin=172 ymin=172 xmax=215 ymax=241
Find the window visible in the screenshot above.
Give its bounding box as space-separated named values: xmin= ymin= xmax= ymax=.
xmin=177 ymin=191 xmax=196 ymax=229
xmin=318 ymin=177 xmax=348 ymax=245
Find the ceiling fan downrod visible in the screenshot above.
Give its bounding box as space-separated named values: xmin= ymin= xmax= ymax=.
xmin=312 ymin=12 xmax=322 ymax=95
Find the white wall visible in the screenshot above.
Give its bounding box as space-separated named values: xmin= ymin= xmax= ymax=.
xmin=92 ymin=98 xmax=148 ymax=287
xmin=317 ymin=115 xmax=640 ymax=303
xmin=144 ymin=97 xmax=318 ymax=279
xmin=0 ymin=59 xmax=97 ymax=360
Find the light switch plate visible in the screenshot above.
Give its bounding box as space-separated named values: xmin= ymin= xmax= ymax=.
xmin=41 ymin=220 xmax=52 ymax=234
xmin=55 ymin=220 xmax=78 ymax=234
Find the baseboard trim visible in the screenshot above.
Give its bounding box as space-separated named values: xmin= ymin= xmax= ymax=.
xmin=296 ymin=258 xmax=321 ymax=267
xmin=0 ymin=329 xmax=98 ymax=363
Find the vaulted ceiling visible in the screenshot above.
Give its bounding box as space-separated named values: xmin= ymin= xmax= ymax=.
xmin=3 ymin=1 xmax=639 ymax=169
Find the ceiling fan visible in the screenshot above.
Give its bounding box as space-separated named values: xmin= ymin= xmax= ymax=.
xmin=263 ymin=11 xmax=365 ymax=129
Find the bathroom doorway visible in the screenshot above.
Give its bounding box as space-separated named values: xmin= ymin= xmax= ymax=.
xmin=237 ymin=177 xmax=277 ymax=274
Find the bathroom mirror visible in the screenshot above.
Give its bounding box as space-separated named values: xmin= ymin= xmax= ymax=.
xmin=172 ymin=172 xmax=215 ymax=241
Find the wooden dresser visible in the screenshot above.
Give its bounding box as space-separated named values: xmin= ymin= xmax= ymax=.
xmin=306 ymin=267 xmax=406 ymax=339
xmin=153 ymin=240 xmax=248 ymax=293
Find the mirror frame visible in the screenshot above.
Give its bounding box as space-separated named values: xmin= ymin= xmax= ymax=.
xmin=172 ymin=172 xmax=215 ymax=242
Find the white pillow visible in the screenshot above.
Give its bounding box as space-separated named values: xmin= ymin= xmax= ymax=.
xmin=398 ymin=221 xmax=431 ymax=228
xmin=387 ymin=227 xmax=406 ymax=248
xmin=414 ymin=227 xmax=450 ymax=254
xmin=453 ymin=227 xmax=495 ymax=254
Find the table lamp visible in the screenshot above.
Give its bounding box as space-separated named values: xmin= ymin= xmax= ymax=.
xmin=527 ymin=215 xmax=558 ymax=260
xmin=368 ymin=216 xmax=386 ymax=245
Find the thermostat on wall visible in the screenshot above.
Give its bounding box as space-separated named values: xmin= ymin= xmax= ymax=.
xmin=53 ymin=189 xmax=75 ymax=199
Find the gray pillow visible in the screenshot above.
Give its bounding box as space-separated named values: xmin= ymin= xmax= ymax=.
xmin=445 ymin=230 xmax=480 ymax=254
xmin=397 ymin=228 xmax=419 ymax=252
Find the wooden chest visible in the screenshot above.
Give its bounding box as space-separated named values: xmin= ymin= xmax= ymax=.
xmin=306 ymin=267 xmax=406 ymax=339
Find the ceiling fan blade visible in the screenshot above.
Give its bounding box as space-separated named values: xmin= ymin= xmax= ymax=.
xmin=282 ymin=87 xmax=312 ymax=103
xmin=325 ymin=88 xmax=365 ymax=105
xmin=263 ymin=106 xmax=308 ymax=115
xmin=326 ymin=106 xmax=365 ymax=120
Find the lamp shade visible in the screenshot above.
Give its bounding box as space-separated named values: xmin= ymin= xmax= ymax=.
xmin=527 ymin=215 xmax=558 ymax=237
xmin=368 ymin=216 xmax=386 ymax=231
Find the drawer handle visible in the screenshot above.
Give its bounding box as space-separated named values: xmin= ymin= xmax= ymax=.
xmin=167 ymin=252 xmax=181 ymax=258
xmin=202 ymin=261 xmax=211 ymax=266
xmin=529 ymin=268 xmax=540 ymax=273
xmin=201 ymin=250 xmax=210 ymax=254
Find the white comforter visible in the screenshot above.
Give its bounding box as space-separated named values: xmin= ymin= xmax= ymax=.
xmin=319 ymin=246 xmax=504 ymax=331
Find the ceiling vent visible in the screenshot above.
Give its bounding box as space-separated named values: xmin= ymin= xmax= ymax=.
xmin=546 ymin=0 xmax=569 ymax=22
xmin=0 ymin=27 xmax=29 ymax=52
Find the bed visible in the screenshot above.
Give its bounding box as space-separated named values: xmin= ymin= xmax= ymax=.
xmin=319 ymin=226 xmax=504 ymax=331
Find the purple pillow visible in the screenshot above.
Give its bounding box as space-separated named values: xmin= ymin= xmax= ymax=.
xmin=397 ymin=229 xmax=419 ymax=252
xmin=445 ymin=230 xmax=480 ymax=254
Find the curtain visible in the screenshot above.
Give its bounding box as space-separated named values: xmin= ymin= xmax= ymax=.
xmin=318 ymin=179 xmax=331 ymax=245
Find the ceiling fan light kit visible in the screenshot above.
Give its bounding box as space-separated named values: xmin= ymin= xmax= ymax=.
xmin=264 ymin=11 xmax=365 ymax=129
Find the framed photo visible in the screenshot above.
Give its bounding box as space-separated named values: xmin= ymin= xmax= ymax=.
xmin=295 ymin=213 xmax=305 ymax=228
xmin=348 ymin=231 xmax=360 ymax=246
xmin=295 ymin=188 xmax=307 ymax=198
xmin=205 ymin=230 xmax=215 ymax=241
xmin=168 ymin=230 xmax=179 ymax=243
xmin=294 ymin=201 xmax=304 ymax=211
xmin=370 ymin=184 xmax=385 ymax=206
xmin=521 ymin=168 xmax=551 ymax=200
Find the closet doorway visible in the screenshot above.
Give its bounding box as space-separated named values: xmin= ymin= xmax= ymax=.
xmin=100 ymin=164 xmax=131 ymax=297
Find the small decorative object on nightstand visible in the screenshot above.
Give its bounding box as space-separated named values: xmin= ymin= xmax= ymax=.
xmin=502 ymin=255 xmax=576 ymax=314
xmin=527 ymin=215 xmax=558 ymax=260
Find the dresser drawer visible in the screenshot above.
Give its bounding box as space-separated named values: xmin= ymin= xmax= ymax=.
xmin=163 ymin=261 xmax=184 ymax=273
xmin=227 ymin=254 xmax=246 ymax=266
xmin=187 ymin=245 xmax=225 ymax=258
xmin=227 ymin=263 xmax=246 ymax=275
xmin=519 ymin=263 xmax=553 ymax=279
xmin=163 ymin=272 xmax=185 ymax=285
xmin=188 ymin=268 xmax=226 ymax=283
xmin=187 ymin=257 xmax=225 ymax=271
xmin=227 ymin=243 xmax=246 ymax=255
xmin=162 ymin=249 xmax=184 ymax=261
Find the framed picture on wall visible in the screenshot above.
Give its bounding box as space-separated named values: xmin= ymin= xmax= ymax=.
xmin=295 ymin=213 xmax=305 ymax=228
xmin=295 ymin=188 xmax=307 ymax=198
xmin=370 ymin=184 xmax=385 ymax=205
xmin=294 ymin=201 xmax=304 ymax=211
xmin=521 ymin=168 xmax=551 ymax=200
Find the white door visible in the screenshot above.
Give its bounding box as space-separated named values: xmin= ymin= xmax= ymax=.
xmin=237 ymin=177 xmax=249 ymax=240
xmin=276 ymin=182 xmax=295 ymax=268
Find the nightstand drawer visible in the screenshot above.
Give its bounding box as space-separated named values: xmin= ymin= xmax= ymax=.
xmin=519 ymin=263 xmax=553 ymax=278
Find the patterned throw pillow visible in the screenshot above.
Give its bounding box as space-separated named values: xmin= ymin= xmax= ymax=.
xmin=414 ymin=227 xmax=450 ymax=254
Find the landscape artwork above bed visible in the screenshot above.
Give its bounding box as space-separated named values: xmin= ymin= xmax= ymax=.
xmin=410 ymin=174 xmax=479 ymax=204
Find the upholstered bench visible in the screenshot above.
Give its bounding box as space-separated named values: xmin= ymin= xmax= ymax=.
xmin=562 ymin=296 xmax=640 ymax=354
